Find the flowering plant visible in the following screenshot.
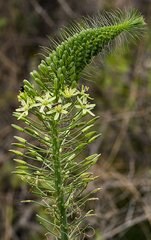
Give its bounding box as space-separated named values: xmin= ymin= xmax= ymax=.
xmin=10 ymin=9 xmax=145 ymax=240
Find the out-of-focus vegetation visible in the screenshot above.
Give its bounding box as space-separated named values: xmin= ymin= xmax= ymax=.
xmin=1 ymin=0 xmax=151 ymax=240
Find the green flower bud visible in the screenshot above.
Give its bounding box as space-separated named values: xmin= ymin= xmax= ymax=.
xmin=49 ymin=53 xmax=53 ymax=61
xmin=82 ymin=178 xmax=93 ymax=183
xmin=34 ymin=171 xmax=44 ymax=176
xmin=68 ymin=38 xmax=74 ymax=45
xmin=46 ymin=57 xmax=52 ymax=65
xmin=91 ymin=188 xmax=102 ymax=194
xmin=57 ymin=67 xmax=62 ymax=78
xmin=76 ymin=57 xmax=83 ymax=62
xmin=78 ymin=50 xmax=83 ymax=56
xmin=59 ymin=59 xmax=64 ymax=67
xmin=59 ymin=74 xmax=64 ymax=84
xmin=11 ymin=143 xmax=26 ymax=148
xmin=84 ymin=131 xmax=96 ymax=138
xmin=36 ymin=112 xmax=43 ymax=121
xmin=30 ymin=70 xmax=41 ymax=80
xmin=11 ymin=124 xmax=24 ymax=132
xmin=73 ymin=46 xmax=77 ymax=51
xmin=38 ymin=64 xmax=49 ymax=75
xmin=39 ymin=139 xmax=46 ymax=144
xmin=85 ymin=154 xmax=98 ymax=161
xmin=70 ymin=55 xmax=74 ymax=61
xmin=87 ymin=116 xmax=100 ymax=126
xmin=62 ymin=54 xmax=66 ymax=62
xmin=16 ymin=166 xmax=29 ymax=170
xmin=35 ymin=78 xmax=44 ymax=88
xmin=80 ymin=172 xmax=93 ymax=178
xmin=53 ymin=55 xmax=58 ymax=65
xmin=77 ymin=122 xmax=85 ymax=127
xmin=12 ymin=170 xmax=30 ymax=175
xmin=41 ymin=60 xmax=47 ymax=66
xmin=82 ymin=125 xmax=93 ymax=133
xmin=62 ymin=66 xmax=66 ymax=74
xmin=70 ymin=66 xmax=75 ymax=74
xmin=88 ymin=133 xmax=101 ymax=144
xmin=71 ymin=80 xmax=77 ymax=89
xmin=54 ymin=78 xmax=59 ymax=90
xmin=26 ymin=151 xmax=37 ymax=157
xmin=9 ymin=150 xmax=24 ymax=156
xmin=58 ymin=49 xmax=63 ymax=58
xmin=50 ymin=62 xmax=56 ymax=71
xmin=64 ymin=50 xmax=68 ymax=57
xmin=65 ymin=44 xmax=70 ymax=51
xmin=70 ymin=123 xmax=78 ymax=130
xmin=76 ymin=143 xmax=87 ymax=150
xmin=29 ymin=88 xmax=38 ymax=96
xmin=14 ymin=159 xmax=27 ymax=165
xmin=71 ymin=73 xmax=76 ymax=82
xmin=69 ymin=61 xmax=74 ymax=68
xmin=23 ymin=80 xmax=32 ymax=88
xmin=24 ymin=127 xmax=38 ymax=135
xmin=14 ymin=136 xmax=27 ymax=143
xmin=83 ymin=161 xmax=91 ymax=167
xmin=91 ymin=154 xmax=101 ymax=165
xmin=24 ymin=85 xmax=30 ymax=93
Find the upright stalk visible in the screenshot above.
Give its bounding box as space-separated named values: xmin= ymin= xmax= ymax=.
xmin=52 ymin=121 xmax=68 ymax=240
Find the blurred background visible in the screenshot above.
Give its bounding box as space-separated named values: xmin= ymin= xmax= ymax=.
xmin=1 ymin=0 xmax=151 ymax=239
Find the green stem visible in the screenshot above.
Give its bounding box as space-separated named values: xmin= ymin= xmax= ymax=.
xmin=52 ymin=121 xmax=68 ymax=240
